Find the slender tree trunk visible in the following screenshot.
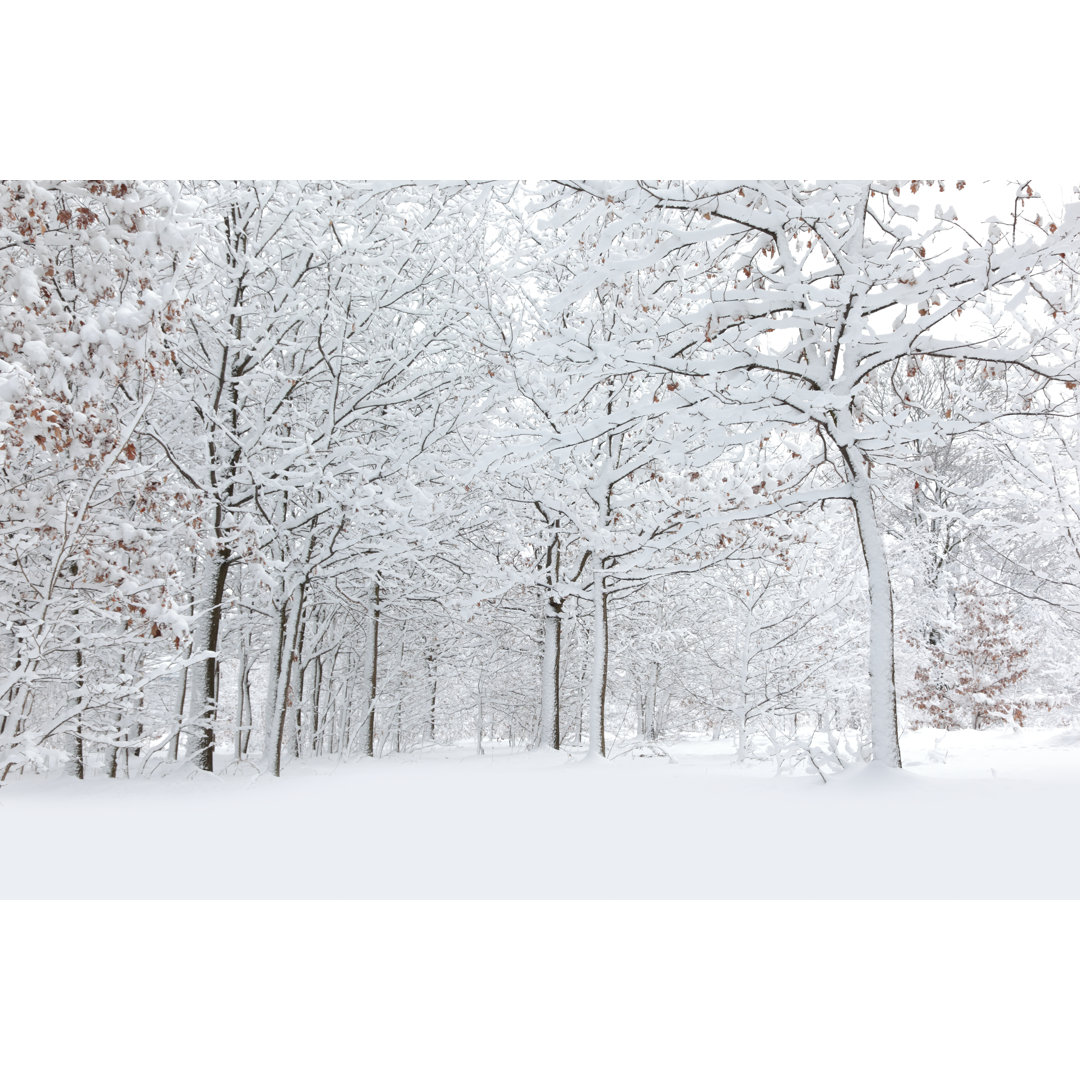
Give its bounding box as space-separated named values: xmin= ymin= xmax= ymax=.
xmin=234 ymin=634 xmax=248 ymax=763
xmin=586 ymin=407 xmax=620 ymax=759
xmin=310 ymin=655 xmax=323 ymax=756
xmin=240 ymin=661 xmax=254 ymax=757
xmin=539 ymin=597 xmax=562 ymax=750
xmin=189 ymin=222 xmax=245 ymax=772
xmin=843 ymin=447 xmax=902 ymax=768
xmin=731 ymin=615 xmax=753 ymax=759
xmin=538 ymin=522 xmax=562 ymax=750
xmin=268 ymin=590 xmax=304 ymax=777
xmin=287 ymin=590 xmax=308 ymax=760
xmin=393 ymin=619 xmax=407 ymax=755
xmin=265 ymin=596 xmax=288 ymax=755
xmin=319 ymin=644 xmax=340 ymax=756
xmin=426 ymin=651 xmax=437 ymax=744
xmin=573 ymin=606 xmax=587 ymax=746
xmin=588 ymin=565 xmax=608 ymax=758
xmin=126 ymin=657 xmax=143 ymax=774
xmin=475 ymin=673 xmax=484 ymax=756
xmin=104 ymin=714 xmax=119 ymax=779
xmin=169 ymin=557 xmax=198 ymax=763
xmin=339 ymin=671 xmax=353 ymax=758
xmin=66 ymin=637 xmax=85 ymax=780
xmin=188 ymin=551 xmax=230 ymax=772
xmin=361 ymin=577 xmax=380 ymax=758
xmin=644 ymin=661 xmax=658 ymax=743
xmin=170 ymin=641 xmax=191 ymax=763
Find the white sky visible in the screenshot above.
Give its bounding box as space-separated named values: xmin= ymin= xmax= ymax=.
xmin=6 ymin=3 xmax=1079 ymax=178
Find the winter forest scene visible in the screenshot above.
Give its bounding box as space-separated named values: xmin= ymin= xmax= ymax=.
xmin=10 ymin=4 xmax=1080 ymax=1070
xmin=5 ymin=176 xmax=1080 ymax=910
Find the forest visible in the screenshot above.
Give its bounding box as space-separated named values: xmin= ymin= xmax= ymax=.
xmin=3 ymin=178 xmax=1080 ymax=785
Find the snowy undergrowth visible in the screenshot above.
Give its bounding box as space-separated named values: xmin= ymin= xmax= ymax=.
xmin=2 ymin=726 xmax=1078 ymax=900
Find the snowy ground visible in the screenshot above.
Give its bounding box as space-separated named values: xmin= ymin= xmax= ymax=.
xmin=5 ymin=727 xmax=1079 ymax=1079
xmin=4 ymin=724 xmax=1080 ymax=899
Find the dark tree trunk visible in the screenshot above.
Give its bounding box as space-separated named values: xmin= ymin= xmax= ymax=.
xmin=426 ymin=651 xmax=437 ymax=742
xmin=363 ymin=577 xmax=381 ymax=757
xmin=67 ymin=634 xmax=85 ymax=780
xmin=189 ymin=549 xmax=231 ymax=773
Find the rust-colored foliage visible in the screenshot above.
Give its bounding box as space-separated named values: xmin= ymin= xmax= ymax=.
xmin=909 ymin=583 xmax=1044 ymax=729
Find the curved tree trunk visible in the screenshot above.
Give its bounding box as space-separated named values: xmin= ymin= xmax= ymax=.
xmin=842 ymin=447 xmax=902 ymax=768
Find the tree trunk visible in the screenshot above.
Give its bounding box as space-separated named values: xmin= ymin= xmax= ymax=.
xmin=539 ymin=597 xmax=562 ymax=750
xmin=733 ymin=619 xmax=752 ymax=760
xmin=643 ymin=661 xmax=660 ymax=742
xmin=267 ymin=590 xmax=304 ymax=777
xmin=234 ymin=635 xmax=248 ymax=763
xmin=240 ymin=660 xmax=254 ymax=757
xmin=426 ymin=651 xmax=437 ymax=744
xmin=361 ymin=577 xmax=380 ymax=757
xmin=319 ymin=645 xmax=340 ymax=756
xmin=588 ymin=565 xmax=608 ymax=758
xmin=188 ymin=551 xmax=230 ymax=772
xmin=66 ymin=637 xmax=85 ymax=780
xmin=310 ymin=655 xmax=323 ymax=756
xmin=538 ymin=522 xmax=562 ymax=750
xmin=104 ymin=717 xmax=119 ymax=779
xmin=170 ymin=642 xmax=190 ymax=763
xmin=287 ymin=592 xmax=308 ymax=760
xmin=843 ymin=448 xmax=902 ymax=768
xmin=122 ymin=653 xmax=143 ymax=777
xmin=475 ymin=673 xmax=485 ymax=756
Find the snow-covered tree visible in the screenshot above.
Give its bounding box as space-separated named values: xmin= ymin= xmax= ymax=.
xmin=545 ymin=180 xmax=1080 ymax=766
xmin=0 ymin=180 xmax=193 ymax=780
